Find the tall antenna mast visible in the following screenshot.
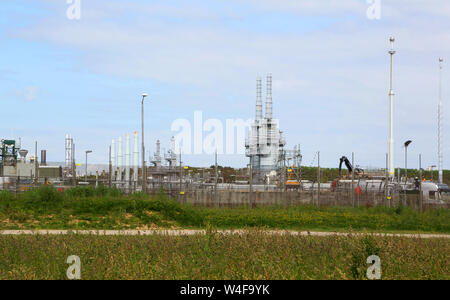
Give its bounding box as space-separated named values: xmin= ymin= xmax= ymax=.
xmin=388 ymin=37 xmax=396 ymax=180
xmin=438 ymin=58 xmax=444 ymax=184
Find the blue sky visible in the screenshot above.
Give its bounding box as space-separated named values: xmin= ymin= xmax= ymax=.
xmin=1 ymin=0 xmax=449 ymax=170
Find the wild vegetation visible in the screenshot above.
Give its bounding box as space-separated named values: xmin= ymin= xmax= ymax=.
xmin=0 ymin=186 xmax=449 ymax=233
xmin=0 ymin=232 xmax=448 ymax=280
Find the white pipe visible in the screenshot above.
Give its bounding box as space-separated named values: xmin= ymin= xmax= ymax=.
xmin=125 ymin=134 xmax=130 ymax=184
xmin=171 ymin=136 xmax=175 ymax=153
xmin=133 ymin=132 xmax=139 ymax=183
xmin=117 ymin=136 xmax=122 ymax=181
xmin=111 ymin=139 xmax=116 ymax=181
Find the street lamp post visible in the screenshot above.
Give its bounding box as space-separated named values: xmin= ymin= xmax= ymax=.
xmin=141 ymin=93 xmax=148 ymax=193
xmin=438 ymin=58 xmax=444 ymax=184
xmin=85 ymin=150 xmax=92 ymax=183
xmin=403 ymin=140 xmax=412 ymax=205
xmin=404 ymin=140 xmax=412 ymax=183
xmin=388 ymin=37 xmax=396 ymax=180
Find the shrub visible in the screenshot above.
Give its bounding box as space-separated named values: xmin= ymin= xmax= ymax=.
xmin=21 ymin=185 xmax=63 ymax=212
xmin=0 ymin=190 xmax=14 ymax=212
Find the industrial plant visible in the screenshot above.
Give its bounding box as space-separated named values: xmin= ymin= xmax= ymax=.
xmin=0 ymin=38 xmax=449 ymax=208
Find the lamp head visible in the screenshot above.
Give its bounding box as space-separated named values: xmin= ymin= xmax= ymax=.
xmin=389 ymin=36 xmax=396 ymax=54
xmin=404 ymin=140 xmax=412 ymax=148
xmin=86 ymin=150 xmax=92 ymax=154
xmin=142 ymin=93 xmax=148 ymax=98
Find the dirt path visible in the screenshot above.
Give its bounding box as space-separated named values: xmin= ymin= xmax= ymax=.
xmin=0 ymin=229 xmax=449 ymax=239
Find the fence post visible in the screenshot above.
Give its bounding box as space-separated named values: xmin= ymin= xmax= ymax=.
xmin=419 ymin=154 xmax=423 ymax=212
xmin=317 ymin=151 xmax=321 ymax=207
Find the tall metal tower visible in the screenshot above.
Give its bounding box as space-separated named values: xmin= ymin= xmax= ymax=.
xmin=65 ymin=134 xmax=73 ymax=170
xmin=438 ymin=58 xmax=444 ymax=184
xmin=64 ymin=134 xmax=74 ymax=178
xmin=388 ymin=37 xmax=396 ymax=179
xmin=246 ymin=74 xmax=286 ymax=182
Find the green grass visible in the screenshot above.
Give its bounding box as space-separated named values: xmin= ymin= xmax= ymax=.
xmin=0 ymin=232 xmax=448 ymax=280
xmin=0 ymin=186 xmax=449 ymax=233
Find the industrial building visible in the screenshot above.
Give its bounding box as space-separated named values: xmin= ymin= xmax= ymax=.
xmin=246 ymin=74 xmax=302 ymax=184
xmin=0 ymin=139 xmax=62 ymax=184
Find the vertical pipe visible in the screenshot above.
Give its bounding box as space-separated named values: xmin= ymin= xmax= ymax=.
xmin=109 ymin=145 xmax=112 ymax=188
xmin=141 ymin=95 xmax=146 ymax=193
xmin=125 ymin=133 xmax=130 ymax=186
xmin=111 ymin=139 xmax=116 ymax=181
xmin=65 ymin=134 xmax=71 ymax=169
xmin=118 ymin=136 xmax=122 ymax=182
xmin=133 ymin=132 xmax=138 ymax=183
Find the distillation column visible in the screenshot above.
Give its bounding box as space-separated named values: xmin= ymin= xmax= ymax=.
xmin=125 ymin=134 xmax=130 ymax=185
xmin=133 ymin=132 xmax=139 ymax=183
xmin=117 ymin=136 xmax=123 ymax=181
xmin=111 ymin=139 xmax=116 ymax=181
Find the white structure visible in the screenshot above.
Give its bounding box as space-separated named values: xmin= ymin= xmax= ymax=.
xmin=388 ymin=37 xmax=396 ymax=179
xmin=164 ymin=136 xmax=177 ymax=167
xmin=111 ymin=138 xmax=116 ymax=181
xmin=64 ymin=134 xmax=74 ymax=178
xmin=117 ymin=136 xmax=123 ymax=181
xmin=438 ymin=58 xmax=444 ymax=184
xmin=133 ymin=132 xmax=139 ymax=182
xmin=111 ymin=133 xmax=139 ymax=184
xmin=246 ymin=74 xmax=286 ymax=179
xmin=151 ymin=140 xmax=162 ymax=167
xmin=65 ymin=134 xmax=73 ymax=169
xmin=125 ymin=134 xmax=130 ymax=184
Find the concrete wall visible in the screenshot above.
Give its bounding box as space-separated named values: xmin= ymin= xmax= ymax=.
xmin=164 ymin=189 xmax=448 ymax=209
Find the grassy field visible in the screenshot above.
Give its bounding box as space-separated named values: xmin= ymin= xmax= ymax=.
xmin=0 ymin=231 xmax=448 ymax=280
xmin=0 ymin=186 xmax=449 ymax=233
